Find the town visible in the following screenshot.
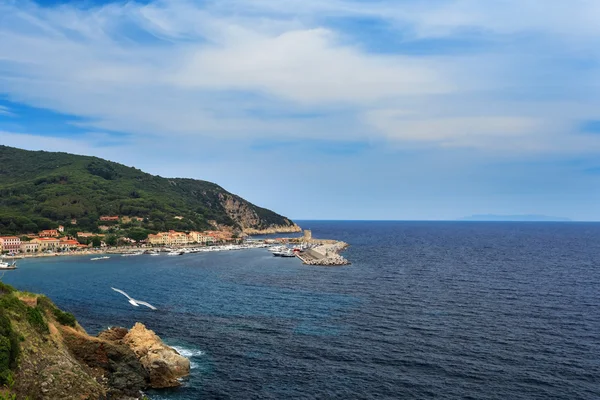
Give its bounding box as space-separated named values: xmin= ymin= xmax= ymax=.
xmin=0 ymin=214 xmax=239 ymax=254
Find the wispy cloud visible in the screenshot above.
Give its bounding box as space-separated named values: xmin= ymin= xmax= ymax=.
xmin=0 ymin=0 xmax=598 ymax=153
xmin=0 ymin=105 xmax=15 ymax=116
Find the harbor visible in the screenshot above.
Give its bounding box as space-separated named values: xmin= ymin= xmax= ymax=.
xmin=266 ymin=230 xmax=351 ymax=266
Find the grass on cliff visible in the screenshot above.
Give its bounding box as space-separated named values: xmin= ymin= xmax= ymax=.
xmin=37 ymin=296 xmax=77 ymax=328
xmin=0 ymin=282 xmax=79 ymax=389
xmin=0 ymin=284 xmax=20 ymax=386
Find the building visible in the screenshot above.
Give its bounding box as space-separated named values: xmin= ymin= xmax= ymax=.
xmin=148 ymin=230 xmax=193 ymax=246
xmin=58 ymin=225 xmax=65 ymax=232
xmin=188 ymin=231 xmax=214 ymax=244
xmin=100 ymin=216 xmax=119 ymax=221
xmin=31 ymin=237 xmax=60 ymax=250
xmin=39 ymin=229 xmax=59 ymax=238
xmin=77 ymin=232 xmax=95 ymax=238
xmin=168 ymin=231 xmax=189 ymax=245
xmin=20 ymin=241 xmax=39 ymax=253
xmin=148 ymin=232 xmax=170 ymax=245
xmin=303 ymin=229 xmax=312 ymax=242
xmin=98 ymin=225 xmax=111 ymax=232
xmin=204 ymin=230 xmax=233 ymax=242
xmin=59 ymin=239 xmax=80 ymax=250
xmin=71 ymin=218 xmax=78 ymax=225
xmin=0 ymin=236 xmax=21 ymax=253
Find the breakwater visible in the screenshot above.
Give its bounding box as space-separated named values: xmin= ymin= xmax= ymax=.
xmin=296 ymin=241 xmax=350 ymax=266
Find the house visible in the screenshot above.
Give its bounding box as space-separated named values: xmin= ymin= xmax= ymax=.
xmin=148 ymin=230 xmax=191 ymax=246
xmin=77 ymin=232 xmax=95 ymax=238
xmin=39 ymin=229 xmax=59 ymax=238
xmin=31 ymin=237 xmax=60 ymax=250
xmin=71 ymin=219 xmax=78 ymax=225
xmin=0 ymin=236 xmax=21 ymax=253
xmin=98 ymin=225 xmax=111 ymax=232
xmin=148 ymin=232 xmax=170 ymax=245
xmin=188 ymin=231 xmax=213 ymax=244
xmin=58 ymin=225 xmax=65 ymax=233
xmin=100 ymin=216 xmax=119 ymax=222
xmin=168 ymin=231 xmax=189 ymax=245
xmin=20 ymin=242 xmax=39 ymax=253
xmin=59 ymin=239 xmax=80 ymax=250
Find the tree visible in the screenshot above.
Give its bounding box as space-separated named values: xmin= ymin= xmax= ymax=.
xmin=91 ymin=236 xmax=101 ymax=247
xmin=105 ymin=235 xmax=118 ymax=247
xmin=127 ymin=229 xmax=149 ymax=242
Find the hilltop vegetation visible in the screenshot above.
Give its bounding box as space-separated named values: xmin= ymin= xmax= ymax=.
xmin=0 ymin=146 xmax=297 ymax=236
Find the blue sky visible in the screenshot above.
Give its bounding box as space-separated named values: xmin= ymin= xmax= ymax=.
xmin=1 ymin=0 xmax=600 ymax=221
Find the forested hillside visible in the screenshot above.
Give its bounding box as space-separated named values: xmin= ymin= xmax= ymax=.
xmin=0 ymin=146 xmax=297 ymax=235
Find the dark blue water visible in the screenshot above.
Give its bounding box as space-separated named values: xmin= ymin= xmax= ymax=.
xmin=3 ymin=221 xmax=600 ymax=399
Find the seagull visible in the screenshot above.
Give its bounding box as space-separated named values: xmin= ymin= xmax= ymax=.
xmin=111 ymin=287 xmax=157 ymax=310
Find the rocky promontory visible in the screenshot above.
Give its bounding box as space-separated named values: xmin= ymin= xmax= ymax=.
xmin=0 ymin=282 xmax=189 ymax=399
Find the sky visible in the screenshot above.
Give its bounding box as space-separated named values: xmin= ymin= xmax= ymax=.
xmin=1 ymin=0 xmax=600 ymax=221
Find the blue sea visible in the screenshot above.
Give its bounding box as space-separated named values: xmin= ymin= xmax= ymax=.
xmin=3 ymin=221 xmax=600 ymax=399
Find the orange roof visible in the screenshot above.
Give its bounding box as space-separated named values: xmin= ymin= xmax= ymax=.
xmin=0 ymin=236 xmax=19 ymax=240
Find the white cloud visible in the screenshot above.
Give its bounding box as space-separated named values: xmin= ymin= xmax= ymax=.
xmin=0 ymin=0 xmax=599 ymax=153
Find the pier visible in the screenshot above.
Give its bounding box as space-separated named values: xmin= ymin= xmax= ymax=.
xmin=295 ymin=240 xmax=351 ymax=266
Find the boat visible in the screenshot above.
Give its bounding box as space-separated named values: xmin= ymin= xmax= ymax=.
xmin=273 ymin=249 xmax=296 ymax=258
xmin=148 ymin=251 xmax=160 ymax=256
xmin=269 ymin=245 xmax=286 ymax=254
xmin=167 ymin=251 xmax=182 ymax=256
xmin=122 ymin=251 xmax=144 ymax=257
xmin=0 ymin=259 xmax=17 ymax=270
xmin=90 ymin=256 xmax=110 ymax=261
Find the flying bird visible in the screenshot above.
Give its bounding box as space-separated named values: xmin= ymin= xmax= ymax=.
xmin=111 ymin=287 xmax=157 ymax=310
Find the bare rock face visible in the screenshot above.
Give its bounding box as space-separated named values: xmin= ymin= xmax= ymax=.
xmin=122 ymin=323 xmax=190 ymax=388
xmin=218 ymin=192 xmax=301 ymax=234
xmin=61 ymin=326 xmax=149 ymax=398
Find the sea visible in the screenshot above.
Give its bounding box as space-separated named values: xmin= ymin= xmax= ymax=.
xmin=3 ymin=221 xmax=600 ymax=399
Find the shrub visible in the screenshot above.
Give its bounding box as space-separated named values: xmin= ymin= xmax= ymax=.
xmin=35 ymin=296 xmax=77 ymax=328
xmin=0 ymin=283 xmax=14 ymax=296
xmin=52 ymin=309 xmax=76 ymax=328
xmin=26 ymin=307 xmax=48 ymax=334
xmin=0 ymin=312 xmax=18 ymax=386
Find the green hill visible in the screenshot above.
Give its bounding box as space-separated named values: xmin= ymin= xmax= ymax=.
xmin=0 ymin=145 xmax=299 ymax=236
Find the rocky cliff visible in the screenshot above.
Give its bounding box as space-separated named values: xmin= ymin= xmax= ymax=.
xmin=218 ymin=193 xmax=301 ymax=234
xmin=0 ymin=282 xmax=189 ymax=399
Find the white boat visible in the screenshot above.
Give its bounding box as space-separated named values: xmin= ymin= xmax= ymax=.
xmin=149 ymin=251 xmax=160 ymax=256
xmin=167 ymin=251 xmax=182 ymax=256
xmin=269 ymin=245 xmax=286 ymax=254
xmin=122 ymin=251 xmax=144 ymax=257
xmin=90 ymin=256 xmax=110 ymax=261
xmin=273 ymin=249 xmax=296 ymax=258
xmin=0 ymin=259 xmax=17 ymax=270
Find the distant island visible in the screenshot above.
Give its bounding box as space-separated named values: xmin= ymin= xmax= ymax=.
xmin=459 ymin=214 xmax=572 ymax=222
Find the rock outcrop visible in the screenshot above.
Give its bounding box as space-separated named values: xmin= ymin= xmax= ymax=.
xmin=218 ymin=192 xmax=301 ymax=234
xmin=1 ymin=285 xmax=190 ymax=399
xmin=61 ymin=326 xmax=149 ymax=397
xmin=122 ymin=323 xmax=190 ymax=388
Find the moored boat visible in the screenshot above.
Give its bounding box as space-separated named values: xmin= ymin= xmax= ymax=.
xmin=0 ymin=259 xmax=17 ymax=270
